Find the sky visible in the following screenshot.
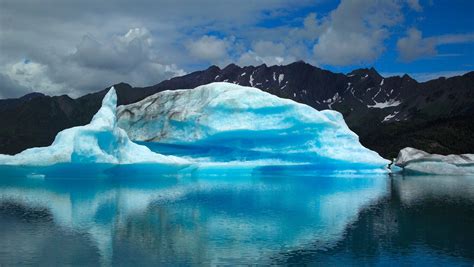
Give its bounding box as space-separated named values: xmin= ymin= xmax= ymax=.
xmin=0 ymin=0 xmax=473 ymax=98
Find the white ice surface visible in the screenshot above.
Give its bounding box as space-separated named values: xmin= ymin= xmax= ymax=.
xmin=395 ymin=147 xmax=474 ymax=175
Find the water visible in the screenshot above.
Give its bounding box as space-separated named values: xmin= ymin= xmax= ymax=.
xmin=0 ymin=167 xmax=473 ymax=266
xmin=0 ymin=141 xmax=473 ymax=265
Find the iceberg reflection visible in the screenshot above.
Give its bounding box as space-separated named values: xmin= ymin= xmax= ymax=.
xmin=0 ymin=166 xmax=388 ymax=265
xmin=273 ymin=174 xmax=474 ymax=265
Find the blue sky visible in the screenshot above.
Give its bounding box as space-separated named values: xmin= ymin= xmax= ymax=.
xmin=0 ymin=0 xmax=473 ymax=98
xmin=372 ymin=0 xmax=474 ymax=78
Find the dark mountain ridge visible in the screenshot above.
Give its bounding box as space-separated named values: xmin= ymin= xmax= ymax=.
xmin=1 ymin=61 xmax=473 ymax=158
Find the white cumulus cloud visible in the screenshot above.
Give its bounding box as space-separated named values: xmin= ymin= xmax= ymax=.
xmin=312 ymin=0 xmax=403 ymax=66
xmin=3 ymin=61 xmax=66 ymax=96
xmin=0 ymin=27 xmax=185 ymax=97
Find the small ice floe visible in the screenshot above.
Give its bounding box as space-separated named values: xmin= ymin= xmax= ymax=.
xmin=394 ymin=147 xmax=474 ymax=175
xmin=26 ymin=173 xmax=46 ymax=179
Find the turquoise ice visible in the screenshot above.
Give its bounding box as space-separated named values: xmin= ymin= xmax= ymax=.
xmin=0 ymin=88 xmax=188 ymax=166
xmin=0 ymin=82 xmax=388 ymax=172
xmin=118 ymin=82 xmax=389 ymax=171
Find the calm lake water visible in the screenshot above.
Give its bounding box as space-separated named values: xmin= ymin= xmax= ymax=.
xmin=0 ymin=164 xmax=473 ymax=266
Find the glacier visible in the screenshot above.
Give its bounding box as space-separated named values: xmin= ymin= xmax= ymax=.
xmin=0 ymin=88 xmax=189 ymax=166
xmin=395 ymin=147 xmax=474 ymax=175
xmin=117 ymin=82 xmax=389 ymax=171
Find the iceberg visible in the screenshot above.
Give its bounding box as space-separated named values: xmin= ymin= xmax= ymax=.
xmin=395 ymin=147 xmax=474 ymax=175
xmin=0 ymin=88 xmax=188 ymax=166
xmin=117 ymin=82 xmax=389 ymax=171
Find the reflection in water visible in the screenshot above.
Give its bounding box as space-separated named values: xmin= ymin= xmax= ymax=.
xmin=0 ymin=167 xmax=473 ymax=265
xmin=0 ymin=165 xmax=387 ymax=265
xmin=392 ymin=175 xmax=474 ymax=205
xmin=277 ymin=175 xmax=474 ymax=265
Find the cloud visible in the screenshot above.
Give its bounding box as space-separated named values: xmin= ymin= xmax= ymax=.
xmin=0 ymin=72 xmax=32 ymax=99
xmin=238 ymin=51 xmax=285 ymax=67
xmin=0 ymin=0 xmax=472 ymax=98
xmin=312 ymin=0 xmax=403 ymax=66
xmin=237 ymin=40 xmax=297 ymax=66
xmin=69 ymin=27 xmax=184 ymax=78
xmin=289 ymin=12 xmax=323 ymax=40
xmin=186 ymin=35 xmax=230 ymax=63
xmin=396 ymin=28 xmax=437 ymax=61
xmin=65 ymin=27 xmax=186 ymax=94
xmin=1 ymin=27 xmax=185 ymax=97
xmin=436 ymin=33 xmax=474 ymax=45
xmin=0 ymin=0 xmax=311 ymax=98
xmin=397 ymin=28 xmax=474 ymax=61
xmin=2 ymin=61 xmax=66 ymax=96
xmin=406 ymin=0 xmax=423 ymax=11
xmin=236 ymin=0 xmax=429 ymax=67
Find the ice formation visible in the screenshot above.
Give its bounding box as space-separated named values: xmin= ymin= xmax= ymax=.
xmin=117 ymin=82 xmax=389 ymax=170
xmin=395 ymin=147 xmax=474 ymax=175
xmin=0 ymin=88 xmax=188 ymax=166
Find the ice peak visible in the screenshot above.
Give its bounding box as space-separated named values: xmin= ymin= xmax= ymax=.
xmin=91 ymin=87 xmax=117 ymax=128
xmin=103 ymin=87 xmax=117 ymax=108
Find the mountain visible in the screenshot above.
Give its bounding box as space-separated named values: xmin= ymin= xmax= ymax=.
xmin=1 ymin=61 xmax=473 ymax=158
xmin=0 ymin=92 xmax=45 ymax=112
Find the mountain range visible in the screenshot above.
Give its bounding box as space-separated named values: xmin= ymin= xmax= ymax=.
xmin=1 ymin=61 xmax=473 ymax=159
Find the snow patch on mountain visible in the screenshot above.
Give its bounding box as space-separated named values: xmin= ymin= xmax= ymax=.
xmin=368 ymin=99 xmax=402 ymax=109
xmin=382 ymin=111 xmax=399 ymax=122
xmin=323 ymin=93 xmax=341 ymax=109
xmin=278 ymin=74 xmax=284 ymax=85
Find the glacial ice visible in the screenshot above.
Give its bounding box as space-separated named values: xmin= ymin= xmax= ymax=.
xmin=117 ymin=82 xmax=389 ymax=171
xmin=395 ymin=147 xmax=474 ymax=175
xmin=0 ymin=88 xmax=188 ymax=166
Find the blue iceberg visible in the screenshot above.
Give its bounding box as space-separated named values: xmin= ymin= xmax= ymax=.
xmin=0 ymin=82 xmax=388 ymax=171
xmin=118 ymin=82 xmax=389 ymax=171
xmin=0 ymin=88 xmax=189 ymax=166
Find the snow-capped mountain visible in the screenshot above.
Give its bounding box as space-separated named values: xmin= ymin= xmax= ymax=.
xmin=167 ymin=62 xmax=473 ymax=126
xmin=1 ymin=61 xmax=473 ymax=158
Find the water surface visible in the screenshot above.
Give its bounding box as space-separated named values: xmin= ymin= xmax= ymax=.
xmin=0 ymin=165 xmax=473 ymax=265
